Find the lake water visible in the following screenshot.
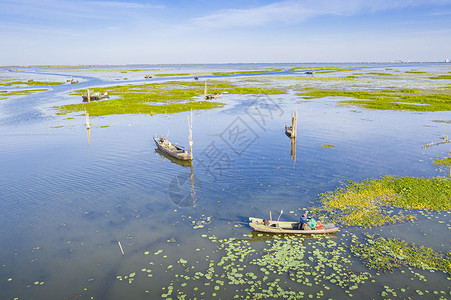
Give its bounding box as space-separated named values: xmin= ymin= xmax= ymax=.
xmin=0 ymin=63 xmax=450 ymax=299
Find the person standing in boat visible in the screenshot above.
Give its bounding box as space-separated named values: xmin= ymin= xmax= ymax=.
xmin=298 ymin=213 xmax=309 ymax=230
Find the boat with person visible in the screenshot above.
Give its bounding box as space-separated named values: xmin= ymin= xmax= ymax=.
xmin=285 ymin=125 xmax=292 ymax=137
xmin=249 ymin=217 xmax=338 ymax=234
xmin=82 ymin=92 xmax=109 ymax=102
xmin=153 ymin=137 xmax=192 ymax=161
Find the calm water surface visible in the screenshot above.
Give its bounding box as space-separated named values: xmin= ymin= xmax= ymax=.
xmin=0 ymin=63 xmax=450 ymax=299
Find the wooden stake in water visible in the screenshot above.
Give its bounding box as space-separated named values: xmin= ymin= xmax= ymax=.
xmin=118 ymin=241 xmax=125 ymax=256
xmin=291 ymin=112 xmax=298 ymax=138
xmin=188 ymin=110 xmax=193 ymax=160
xmin=277 ymin=210 xmax=284 ymax=221
xmin=269 ymin=211 xmax=272 ymax=221
xmin=87 ymin=89 xmax=91 ymax=103
xmin=204 ymin=81 xmax=207 ymax=100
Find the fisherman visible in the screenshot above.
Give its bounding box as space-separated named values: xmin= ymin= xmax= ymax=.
xmin=298 ymin=213 xmax=309 ymax=230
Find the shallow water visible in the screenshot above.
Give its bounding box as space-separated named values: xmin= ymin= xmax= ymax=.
xmin=0 ymin=63 xmax=450 ymax=299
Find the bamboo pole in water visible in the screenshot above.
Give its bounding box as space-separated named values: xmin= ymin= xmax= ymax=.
xmin=291 ymin=112 xmax=298 ymax=138
xmin=204 ymin=81 xmax=207 ymax=100
xmin=118 ymin=241 xmax=125 ymax=256
xmin=189 ymin=110 xmax=193 ymax=159
xmin=87 ymin=89 xmax=91 ymax=103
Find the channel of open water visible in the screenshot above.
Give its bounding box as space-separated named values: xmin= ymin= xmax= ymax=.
xmin=0 ymin=63 xmax=450 ymax=299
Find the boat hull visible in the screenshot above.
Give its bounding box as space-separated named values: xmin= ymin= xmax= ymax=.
xmin=82 ymin=95 xmax=109 ymax=102
xmin=153 ymin=137 xmax=192 ymax=161
xmin=249 ymin=217 xmax=338 ymax=234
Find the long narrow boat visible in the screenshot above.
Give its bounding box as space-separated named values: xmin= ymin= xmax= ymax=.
xmin=249 ymin=217 xmax=338 ymax=234
xmin=285 ymin=125 xmax=292 ymax=137
xmin=153 ymin=137 xmax=192 ymax=161
xmin=82 ymin=92 xmax=109 ymax=102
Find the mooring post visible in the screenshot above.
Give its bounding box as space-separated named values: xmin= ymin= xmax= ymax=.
xmin=291 ymin=112 xmax=298 ymax=138
xmin=189 ymin=110 xmax=193 ymax=160
xmin=87 ymin=89 xmax=91 ymax=103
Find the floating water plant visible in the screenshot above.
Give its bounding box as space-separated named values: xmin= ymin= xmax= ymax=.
xmin=298 ymin=88 xmax=451 ymax=112
xmin=0 ymin=81 xmax=64 ymax=86
xmin=430 ymin=74 xmax=451 ymax=80
xmin=317 ymin=175 xmax=450 ymax=227
xmin=0 ymin=89 xmax=47 ymax=99
xmin=320 ymin=144 xmax=335 ymax=148
xmin=433 ymin=153 xmax=451 ymax=167
xmin=54 ymin=80 xmax=285 ymax=117
xmin=350 ymin=234 xmax=451 ymax=274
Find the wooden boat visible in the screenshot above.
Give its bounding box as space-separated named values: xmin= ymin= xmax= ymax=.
xmin=82 ymin=92 xmax=109 ymax=102
xmin=205 ymin=92 xmax=222 ymax=100
xmin=249 ymin=217 xmax=338 ymax=234
xmin=305 ymin=70 xmax=315 ymax=74
xmin=285 ymin=125 xmax=292 ymax=137
xmin=153 ymin=137 xmax=192 ymax=161
xmin=144 ymin=75 xmax=152 ymax=79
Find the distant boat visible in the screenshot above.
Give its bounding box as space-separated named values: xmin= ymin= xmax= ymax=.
xmin=205 ymin=92 xmax=222 ymax=100
xmin=144 ymin=75 xmax=152 ymax=79
xmin=153 ymin=137 xmax=192 ymax=161
xmin=285 ymin=125 xmax=292 ymax=137
xmin=305 ymin=70 xmax=315 ymax=74
xmin=249 ymin=217 xmax=338 ymax=234
xmin=82 ymin=92 xmax=109 ymax=102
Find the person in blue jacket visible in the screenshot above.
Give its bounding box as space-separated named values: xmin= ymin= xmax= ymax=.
xmin=298 ymin=213 xmax=309 ymax=230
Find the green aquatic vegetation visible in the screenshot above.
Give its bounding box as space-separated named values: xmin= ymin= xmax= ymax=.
xmin=405 ymin=71 xmax=427 ymax=74
xmin=192 ymin=215 xmax=212 ymax=229
xmin=315 ymin=68 xmax=359 ymax=74
xmin=350 ymin=234 xmax=451 ymax=274
xmin=211 ymin=68 xmax=284 ymax=76
xmin=433 ymin=154 xmax=451 ymax=167
xmin=154 ymin=73 xmax=192 ymax=77
xmin=320 ymin=144 xmax=335 ymax=148
xmin=298 ymin=88 xmax=451 ymax=112
xmin=57 ymin=99 xmax=222 ymax=117
xmin=430 ymin=74 xmax=451 ymax=80
xmin=120 ymin=232 xmax=373 ymax=299
xmin=318 ymin=175 xmax=450 ymax=227
xmin=0 ymin=89 xmax=47 ymax=98
xmin=382 ymin=176 xmax=451 ymax=210
xmin=432 ymin=119 xmax=451 ymax=124
xmin=367 ymin=72 xmax=395 ymax=76
xmin=56 ymin=80 xmax=284 ymax=116
xmin=259 ymin=75 xmax=356 ymax=82
xmin=0 ymin=81 xmax=64 ymax=86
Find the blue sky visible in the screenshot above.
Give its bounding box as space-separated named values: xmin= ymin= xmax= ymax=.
xmin=1 ymin=0 xmax=451 ymax=65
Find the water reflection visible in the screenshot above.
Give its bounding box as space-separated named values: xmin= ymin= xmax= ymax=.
xmin=86 ymin=127 xmax=91 ymax=144
xmin=154 ymin=148 xmax=192 ymax=168
xmin=290 ymin=137 xmax=296 ymax=161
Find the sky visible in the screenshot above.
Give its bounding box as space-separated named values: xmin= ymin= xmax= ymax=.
xmin=1 ymin=0 xmax=451 ymax=65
